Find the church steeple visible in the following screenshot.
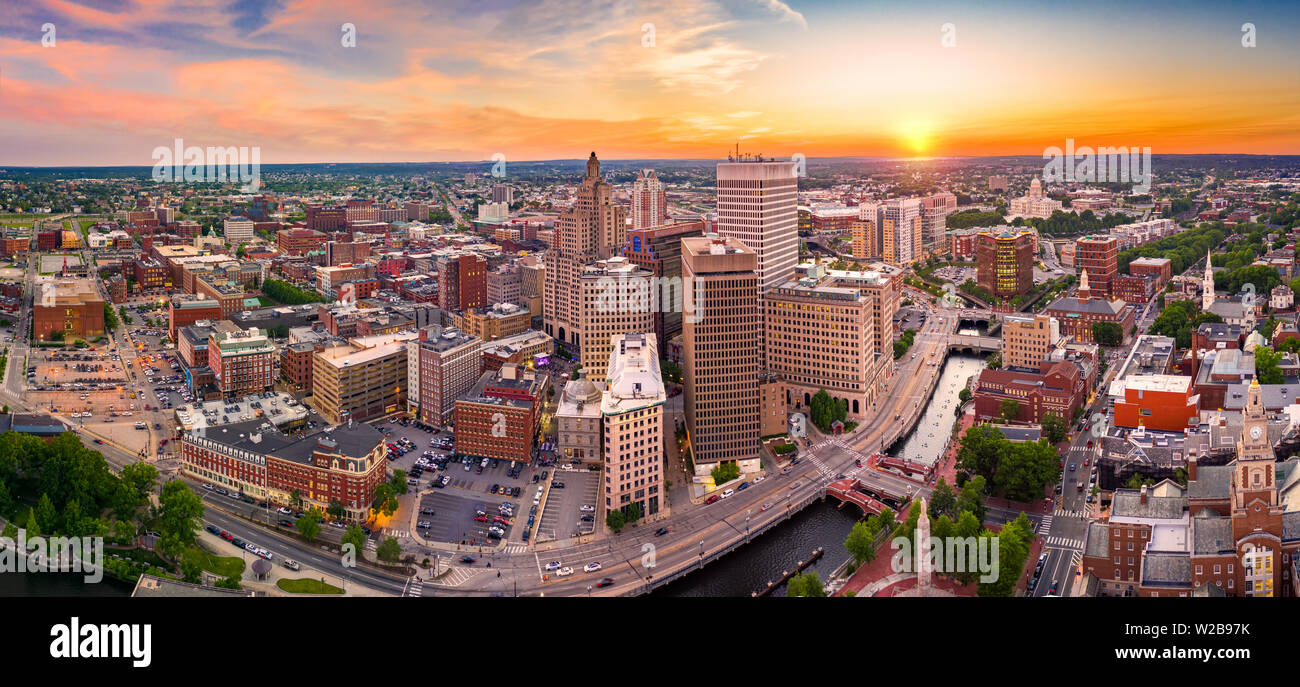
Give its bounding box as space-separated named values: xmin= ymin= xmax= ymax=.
xmin=1202 ymin=250 xmax=1216 ymax=311
xmin=1077 ymin=269 xmax=1091 ymax=302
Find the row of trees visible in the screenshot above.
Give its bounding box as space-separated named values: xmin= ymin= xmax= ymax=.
xmin=261 ymin=278 xmax=327 ymax=305
xmin=1117 ymin=224 xmax=1225 ymax=276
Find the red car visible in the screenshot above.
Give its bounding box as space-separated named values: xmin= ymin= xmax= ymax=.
xmin=705 ymin=494 xmax=720 ymax=505
xmin=474 ymin=515 xmax=489 ymax=522
xmin=493 ymin=516 xmax=510 ymax=525
xmin=93 ymin=439 xmax=104 ymax=445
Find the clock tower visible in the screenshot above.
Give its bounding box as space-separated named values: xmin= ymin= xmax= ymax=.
xmin=1230 ymin=379 xmax=1284 ymax=597
xmin=1234 ymin=379 xmax=1277 ymax=508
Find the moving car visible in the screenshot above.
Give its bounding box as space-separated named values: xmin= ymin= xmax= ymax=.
xmin=583 ymin=562 xmax=602 ymax=573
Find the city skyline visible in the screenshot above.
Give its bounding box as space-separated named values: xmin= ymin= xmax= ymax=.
xmin=2 ymin=0 xmax=1299 ymax=166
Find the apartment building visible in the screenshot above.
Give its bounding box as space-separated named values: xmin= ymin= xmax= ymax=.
xmin=1002 ymin=314 xmax=1061 ymax=369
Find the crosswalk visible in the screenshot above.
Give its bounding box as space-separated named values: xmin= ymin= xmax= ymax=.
xmin=502 ymin=544 xmax=528 ymax=554
xmin=405 ymin=576 xmax=423 ymax=597
xmin=365 ymin=538 xmax=376 ymax=552
xmin=1054 ymin=509 xmax=1087 ymax=518
xmin=386 ymin=529 xmax=411 ymax=539
xmin=1037 ymin=515 xmax=1053 ymax=536
xmin=1045 ymin=535 xmax=1083 ymax=550
xmin=1070 ymin=550 xmax=1083 ymax=567
xmin=429 ymin=565 xmax=479 ymax=587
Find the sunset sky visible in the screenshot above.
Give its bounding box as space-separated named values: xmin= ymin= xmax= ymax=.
xmin=1 ymin=0 xmax=1299 ymax=166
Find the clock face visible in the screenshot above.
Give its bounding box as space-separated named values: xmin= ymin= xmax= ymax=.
xmin=1251 ymin=426 xmax=1263 ymax=440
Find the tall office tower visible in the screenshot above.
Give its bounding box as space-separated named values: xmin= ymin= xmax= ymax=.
xmin=879 ymin=198 xmax=923 ymax=267
xmin=631 ymin=169 xmax=669 ymax=230
xmin=544 ymin=152 xmax=627 ymax=349
xmin=920 ymin=192 xmax=957 ymax=254
xmin=682 ymin=236 xmax=761 ymax=477
xmin=715 ymin=159 xmax=798 ymax=297
xmin=492 ymin=183 xmax=514 ymax=205
xmin=602 ymin=333 xmax=667 ymax=518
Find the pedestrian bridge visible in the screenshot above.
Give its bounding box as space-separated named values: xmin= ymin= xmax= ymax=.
xmin=947 ymin=334 xmax=1001 ymax=354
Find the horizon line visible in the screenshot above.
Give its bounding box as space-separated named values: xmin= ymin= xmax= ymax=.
xmin=4 ymin=151 xmax=1300 ymax=171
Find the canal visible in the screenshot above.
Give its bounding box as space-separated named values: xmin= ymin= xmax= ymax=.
xmin=652 ymin=352 xmax=987 ymax=597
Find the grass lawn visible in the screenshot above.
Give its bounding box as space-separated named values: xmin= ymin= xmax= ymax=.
xmin=257 ymin=297 xmax=276 ymax=307
xmin=277 ymin=578 xmax=344 ymax=595
xmin=187 ymin=546 xmax=245 ymax=578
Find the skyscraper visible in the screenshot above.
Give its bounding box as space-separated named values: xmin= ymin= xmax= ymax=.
xmin=683 ymin=236 xmax=761 ymax=477
xmin=544 ymin=152 xmax=627 ymax=349
xmin=715 ymin=158 xmax=798 ymax=297
xmin=631 ymin=169 xmax=668 ymax=230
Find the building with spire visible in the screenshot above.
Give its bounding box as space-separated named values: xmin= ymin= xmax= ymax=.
xmin=1043 ymin=269 xmax=1135 ymax=344
xmin=1081 ymin=380 xmax=1300 ymax=597
xmin=544 ymin=152 xmax=628 ymax=351
xmin=1202 ymin=250 xmax=1217 ymax=311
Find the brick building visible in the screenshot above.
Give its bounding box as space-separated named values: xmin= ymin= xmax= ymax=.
xmin=181 ymin=420 xmax=387 ymax=522
xmin=453 ymin=364 xmax=548 ymax=464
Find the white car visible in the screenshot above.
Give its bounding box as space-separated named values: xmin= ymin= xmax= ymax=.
xmin=753 ymin=476 xmax=765 ymax=484
xmin=244 ymin=543 xmax=257 ymax=553
xmin=583 ymin=562 xmax=602 ymax=573
xmin=579 ymin=505 xmax=595 ymax=513
xmin=556 ymin=567 xmax=574 ymax=577
xmin=544 ymin=561 xmax=562 ymax=571
xmin=721 ymin=489 xmax=735 ymax=499
xmin=277 ymin=507 xmax=292 ymax=515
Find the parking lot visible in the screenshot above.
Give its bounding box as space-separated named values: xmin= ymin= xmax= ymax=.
xmin=374 ymin=417 xmax=555 ymax=548
xmin=534 ymin=468 xmax=600 ymax=543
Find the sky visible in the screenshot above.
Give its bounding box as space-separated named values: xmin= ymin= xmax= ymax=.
xmin=1 ymin=0 xmax=1298 ymax=166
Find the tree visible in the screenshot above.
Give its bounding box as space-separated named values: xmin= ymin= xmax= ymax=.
xmin=786 ymin=571 xmax=826 ymax=597
xmin=24 ymin=506 xmax=40 ymax=538
xmin=994 ymin=440 xmax=1061 ymax=502
xmin=956 ymin=423 xmax=1004 ymax=480
xmin=985 ymin=352 xmax=1002 ymax=370
xmin=624 ymin=502 xmax=643 ymax=523
xmin=376 ymin=536 xmax=402 ymax=563
xmin=389 ymin=469 xmax=408 ymax=495
xmin=119 ymin=461 xmax=158 ymax=506
xmin=1256 ymin=346 xmax=1285 ymax=384
xmin=928 ymin=478 xmax=957 ymax=520
xmin=957 ymin=475 xmax=988 ymax=524
xmin=35 ymin=493 xmax=58 ymax=534
xmin=1091 ymin=321 xmax=1123 ymax=347
xmin=809 ymin=389 xmax=836 ymax=432
xmin=958 ymin=388 xmax=972 ymax=404
xmin=341 ymin=525 xmax=367 ymax=553
xmin=1040 ymin=412 xmax=1068 ymax=444
xmin=326 ymin=501 xmax=346 ymax=522
xmin=157 ymin=481 xmax=204 ymax=558
xmin=180 ymin=548 xmax=204 ymax=584
xmin=844 ymin=520 xmax=878 ymax=566
xmin=296 ymin=511 xmax=322 ymax=542
xmin=998 ymin=399 xmax=1020 ymax=423
xmin=710 ymin=462 xmax=740 ymax=485
xmin=606 ymin=509 xmax=626 ymax=533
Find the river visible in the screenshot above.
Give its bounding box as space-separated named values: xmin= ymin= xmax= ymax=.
xmin=652 ymin=352 xmax=988 ymax=597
